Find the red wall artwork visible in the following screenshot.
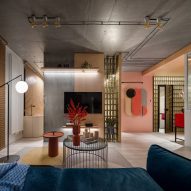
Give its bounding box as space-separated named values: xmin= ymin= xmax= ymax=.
xmin=125 ymin=88 xmax=147 ymax=116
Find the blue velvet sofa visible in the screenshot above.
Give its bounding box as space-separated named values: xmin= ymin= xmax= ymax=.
xmin=1 ymin=144 xmax=191 ymax=191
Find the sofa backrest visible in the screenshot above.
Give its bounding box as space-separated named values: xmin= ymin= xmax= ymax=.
xmin=147 ymin=144 xmax=191 ymax=191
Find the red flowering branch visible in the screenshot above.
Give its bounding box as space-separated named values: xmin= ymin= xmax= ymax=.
xmin=67 ymin=99 xmax=88 ymax=126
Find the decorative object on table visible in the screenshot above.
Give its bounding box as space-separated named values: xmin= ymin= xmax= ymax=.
xmin=81 ymin=60 xmax=92 ymax=69
xmin=81 ymin=129 xmax=99 ymax=144
xmin=125 ymin=88 xmax=147 ymax=116
xmin=81 ymin=137 xmax=98 ymax=145
xmin=84 ymin=128 xmax=90 ymax=138
xmin=67 ymin=135 xmax=97 ymax=145
xmin=0 ymin=74 xmax=28 ymax=163
xmin=106 ymin=118 xmax=116 ymax=141
xmin=67 ymin=99 xmax=88 ymax=146
xmin=94 ymin=131 xmax=99 ymax=139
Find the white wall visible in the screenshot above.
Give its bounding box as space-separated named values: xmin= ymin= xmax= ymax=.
xmin=184 ymin=54 xmax=191 ymax=147
xmin=5 ymin=46 xmax=24 ymax=143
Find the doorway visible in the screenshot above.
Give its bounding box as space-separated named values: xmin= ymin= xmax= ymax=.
xmin=158 ymin=85 xmax=173 ymax=133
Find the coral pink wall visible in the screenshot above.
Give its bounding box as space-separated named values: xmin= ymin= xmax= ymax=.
xmin=121 ymin=72 xmax=153 ymax=132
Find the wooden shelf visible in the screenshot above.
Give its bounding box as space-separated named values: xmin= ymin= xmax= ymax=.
xmin=41 ymin=67 xmax=99 ymax=73
xmin=62 ymin=125 xmax=99 ymax=129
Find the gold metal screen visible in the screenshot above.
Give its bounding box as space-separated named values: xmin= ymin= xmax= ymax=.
xmin=104 ymin=56 xmax=120 ymax=141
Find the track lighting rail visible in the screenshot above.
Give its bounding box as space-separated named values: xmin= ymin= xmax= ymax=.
xmin=28 ymin=15 xmax=169 ymax=27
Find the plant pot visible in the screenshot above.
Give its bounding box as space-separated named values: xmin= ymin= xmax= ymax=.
xmin=73 ymin=125 xmax=80 ymax=146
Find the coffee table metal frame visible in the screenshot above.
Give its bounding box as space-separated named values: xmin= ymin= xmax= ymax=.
xmin=63 ymin=138 xmax=108 ymax=168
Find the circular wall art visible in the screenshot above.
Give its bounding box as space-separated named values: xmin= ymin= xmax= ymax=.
xmin=126 ymin=88 xmax=136 ymax=98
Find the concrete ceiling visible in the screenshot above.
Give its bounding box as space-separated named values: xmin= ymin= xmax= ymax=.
xmin=0 ymin=0 xmax=191 ymax=71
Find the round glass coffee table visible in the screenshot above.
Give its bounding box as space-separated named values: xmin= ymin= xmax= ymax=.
xmin=63 ymin=138 xmax=108 ymax=168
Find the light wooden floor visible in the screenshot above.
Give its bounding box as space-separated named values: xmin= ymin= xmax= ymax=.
xmin=0 ymin=132 xmax=190 ymax=168
xmin=110 ymin=132 xmax=190 ymax=168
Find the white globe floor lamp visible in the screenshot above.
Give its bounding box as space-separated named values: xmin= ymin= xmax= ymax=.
xmin=0 ymin=74 xmax=28 ymax=163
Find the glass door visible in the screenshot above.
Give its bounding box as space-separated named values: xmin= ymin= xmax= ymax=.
xmin=158 ymin=85 xmax=173 ymax=133
xmin=158 ymin=86 xmax=165 ymax=133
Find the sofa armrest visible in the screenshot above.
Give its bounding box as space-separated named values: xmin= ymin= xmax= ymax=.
xmin=147 ymin=144 xmax=191 ymax=191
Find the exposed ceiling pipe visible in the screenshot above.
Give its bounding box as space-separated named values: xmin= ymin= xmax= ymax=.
xmin=122 ymin=18 xmax=169 ymax=67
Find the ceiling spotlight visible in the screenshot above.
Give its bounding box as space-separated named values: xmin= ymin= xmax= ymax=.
xmin=156 ymin=17 xmax=162 ymax=29
xmin=54 ymin=17 xmax=61 ymax=28
xmin=144 ymin=16 xmax=150 ymax=29
xmin=42 ymin=15 xmax=48 ymax=28
xmin=31 ymin=15 xmax=37 ymax=28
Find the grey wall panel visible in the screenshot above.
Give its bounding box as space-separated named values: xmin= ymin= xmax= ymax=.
xmin=44 ymin=73 xmax=74 ymax=140
xmin=44 ymin=52 xmax=74 ymax=68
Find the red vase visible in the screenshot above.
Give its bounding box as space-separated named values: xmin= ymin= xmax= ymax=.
xmin=73 ymin=125 xmax=80 ymax=146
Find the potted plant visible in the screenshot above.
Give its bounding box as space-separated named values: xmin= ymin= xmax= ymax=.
xmin=67 ymin=99 xmax=88 ymax=146
xmin=105 ymin=118 xmax=116 ymax=140
xmin=81 ymin=60 xmax=92 ymax=69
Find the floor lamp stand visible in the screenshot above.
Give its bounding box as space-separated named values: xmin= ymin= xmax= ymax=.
xmin=0 ymin=75 xmax=23 ymax=163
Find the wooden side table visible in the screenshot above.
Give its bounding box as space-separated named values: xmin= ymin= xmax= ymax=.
xmin=43 ymin=131 xmax=64 ymax=157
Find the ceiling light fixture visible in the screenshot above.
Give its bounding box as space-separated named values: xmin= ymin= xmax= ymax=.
xmin=15 ymin=81 xmax=28 ymax=93
xmin=144 ymin=16 xmax=150 ymax=29
xmin=156 ymin=17 xmax=162 ymax=29
xmin=144 ymin=16 xmax=168 ymax=29
xmin=41 ymin=67 xmax=99 ymax=74
xmin=42 ymin=15 xmax=48 ymax=28
xmin=31 ymin=15 xmax=37 ymax=28
xmin=54 ymin=17 xmax=61 ymax=28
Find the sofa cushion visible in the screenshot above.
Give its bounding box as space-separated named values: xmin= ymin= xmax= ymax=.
xmin=147 ymin=144 xmax=191 ymax=191
xmin=23 ymin=167 xmax=163 ymax=191
xmin=57 ymin=168 xmax=163 ymax=191
xmin=23 ymin=166 xmax=61 ymax=191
